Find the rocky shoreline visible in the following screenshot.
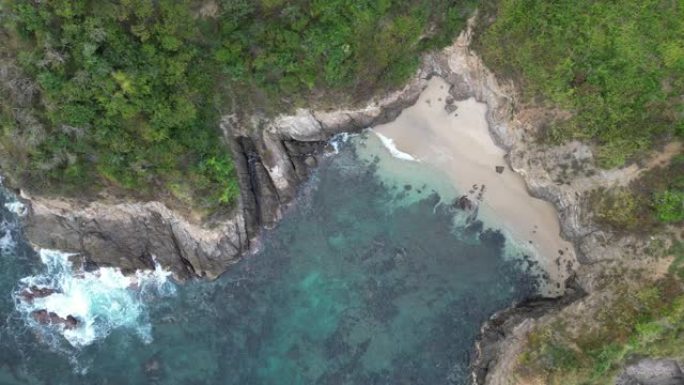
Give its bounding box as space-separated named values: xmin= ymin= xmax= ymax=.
xmin=471 ymin=276 xmax=587 ymax=385
xmin=16 ymin=68 xmax=427 ymax=280
xmin=7 ymin=18 xmax=673 ymax=385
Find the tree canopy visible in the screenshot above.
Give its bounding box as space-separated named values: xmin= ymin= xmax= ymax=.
xmin=0 ymin=0 xmax=475 ymax=212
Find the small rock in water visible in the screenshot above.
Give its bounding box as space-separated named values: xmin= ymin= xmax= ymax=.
xmin=65 ymin=315 xmax=79 ymax=329
xmin=454 ymin=195 xmax=474 ymax=211
xmin=477 ymin=185 xmax=486 ymax=201
xmin=495 ymin=166 xmax=505 ymax=174
xmin=31 ymin=310 xmax=79 ymax=329
xmin=20 ymin=286 xmax=57 ymax=302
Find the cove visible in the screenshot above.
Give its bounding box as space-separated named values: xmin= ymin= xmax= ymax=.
xmin=0 ymin=134 xmax=537 ymax=385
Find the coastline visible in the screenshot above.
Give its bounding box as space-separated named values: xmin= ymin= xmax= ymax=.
xmin=9 ymin=18 xmax=592 ymax=384
xmin=8 ymin=15 xmax=676 ymax=385
xmin=373 ymin=76 xmax=576 ymax=296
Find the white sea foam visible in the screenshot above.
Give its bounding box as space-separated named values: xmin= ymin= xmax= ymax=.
xmin=373 ymin=131 xmax=419 ymax=162
xmin=0 ymin=220 xmax=14 ymax=254
xmin=0 ymin=176 xmax=27 ymax=216
xmin=14 ymin=249 xmax=175 ymax=348
xmin=329 ymin=132 xmax=352 ymax=154
xmin=4 ymin=200 xmax=27 ymax=217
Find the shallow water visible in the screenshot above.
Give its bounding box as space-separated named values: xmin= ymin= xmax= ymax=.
xmin=0 ymin=135 xmax=536 ymax=384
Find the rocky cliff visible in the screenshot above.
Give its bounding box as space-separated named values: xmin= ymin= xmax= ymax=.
xmin=17 ymin=60 xmax=428 ymax=280
xmin=11 ymin=15 xmax=679 ymax=385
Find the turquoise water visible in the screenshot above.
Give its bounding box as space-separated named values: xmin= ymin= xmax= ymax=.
xmin=0 ymin=135 xmax=536 ymax=384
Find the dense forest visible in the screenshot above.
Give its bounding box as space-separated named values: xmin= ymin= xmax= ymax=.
xmin=0 ymin=0 xmax=681 ymax=224
xmin=0 ymin=0 xmax=475 ymax=212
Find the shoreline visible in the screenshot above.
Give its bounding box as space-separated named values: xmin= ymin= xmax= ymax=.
xmin=373 ymin=76 xmax=577 ymax=297
xmin=10 ymin=20 xmax=608 ymax=385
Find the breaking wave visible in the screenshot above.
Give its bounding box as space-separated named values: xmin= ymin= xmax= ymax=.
xmin=14 ymin=249 xmax=175 ymax=348
xmin=373 ymin=131 xmax=419 ymax=161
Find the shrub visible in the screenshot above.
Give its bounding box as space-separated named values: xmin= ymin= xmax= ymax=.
xmin=477 ymin=0 xmax=684 ymax=167
xmin=653 ymin=190 xmax=684 ymax=223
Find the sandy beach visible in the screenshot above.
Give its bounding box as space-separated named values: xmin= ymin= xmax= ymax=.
xmin=373 ymin=77 xmax=576 ymax=296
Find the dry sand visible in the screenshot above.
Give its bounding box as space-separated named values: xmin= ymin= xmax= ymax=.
xmin=373 ymin=77 xmax=576 ymax=296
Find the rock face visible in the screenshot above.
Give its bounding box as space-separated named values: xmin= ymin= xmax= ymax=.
xmin=17 ymin=48 xmax=428 ymax=280
xmin=616 ymin=359 xmax=684 ymax=385
xmin=22 ymin=198 xmax=248 ymax=279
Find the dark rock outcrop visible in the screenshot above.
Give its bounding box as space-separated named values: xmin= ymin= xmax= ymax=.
xmin=22 ymin=198 xmax=248 ymax=279
xmin=20 ymin=286 xmax=57 ymax=303
xmin=31 ymin=310 xmax=79 ymax=329
xmin=18 ymin=58 xmax=428 ymax=280
xmin=471 ymin=277 xmax=586 ymax=385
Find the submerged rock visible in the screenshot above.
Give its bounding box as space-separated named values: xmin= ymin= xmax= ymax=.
xmin=455 ymin=195 xmax=475 ymax=210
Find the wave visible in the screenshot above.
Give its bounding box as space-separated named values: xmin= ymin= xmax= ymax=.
xmin=373 ymin=131 xmax=419 ymax=161
xmin=14 ymin=249 xmax=175 ymax=348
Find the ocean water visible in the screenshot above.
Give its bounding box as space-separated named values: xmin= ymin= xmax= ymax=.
xmin=0 ymin=134 xmax=537 ymax=384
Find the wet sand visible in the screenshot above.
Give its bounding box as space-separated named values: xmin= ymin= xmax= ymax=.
xmin=373 ymin=77 xmax=575 ymax=296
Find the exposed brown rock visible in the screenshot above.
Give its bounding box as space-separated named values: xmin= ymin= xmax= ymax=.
xmin=20 ymin=286 xmax=57 ymax=302
xmin=31 ymin=310 xmax=79 ymax=329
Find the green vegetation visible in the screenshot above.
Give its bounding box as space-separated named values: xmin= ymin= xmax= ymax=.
xmin=477 ymin=0 xmax=684 ymax=168
xmin=589 ymin=187 xmax=643 ymax=231
xmin=476 ymin=2 xmax=684 ymax=381
xmin=1 ymin=0 xmax=238 ymax=210
xmin=0 ymin=0 xmax=476 ymax=212
xmin=668 ymin=242 xmax=684 ymax=280
xmin=654 ymin=190 xmax=684 ymax=223
xmin=520 ymin=277 xmax=684 ymax=385
xmin=589 ymin=155 xmax=684 ymax=231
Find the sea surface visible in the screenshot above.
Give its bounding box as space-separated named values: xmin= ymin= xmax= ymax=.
xmin=0 ymin=134 xmax=538 ymax=384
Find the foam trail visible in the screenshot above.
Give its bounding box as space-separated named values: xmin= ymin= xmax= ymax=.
xmin=373 ymin=131 xmax=419 ymax=161
xmin=14 ymin=249 xmax=175 ymax=348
